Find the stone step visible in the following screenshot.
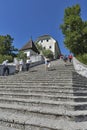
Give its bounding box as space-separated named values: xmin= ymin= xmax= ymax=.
xmin=0 ymin=101 xmax=87 ymax=118
xmin=0 ymin=93 xmax=74 ymax=102
xmin=0 ymin=87 xmax=76 ymax=92
xmin=13 ymin=72 xmax=73 ymax=75
xmin=8 ymin=89 xmax=87 ymax=96
xmin=0 ymin=73 xmax=73 ymax=78
xmin=1 ymin=88 xmax=87 ymax=96
xmin=0 ymin=82 xmax=73 ymax=86
xmin=0 ymin=102 xmax=69 ymax=119
xmin=0 ymin=88 xmax=77 ymax=94
xmin=1 ymin=90 xmax=87 ymax=97
xmin=0 ymin=92 xmax=87 ymax=103
xmin=0 ymin=84 xmax=74 ymax=88
xmin=0 ymin=80 xmax=72 ymax=84
xmin=0 ymin=82 xmax=87 ymax=87
xmin=0 ymin=99 xmax=73 ymax=113
xmin=0 ymin=74 xmax=87 ymax=83
xmin=0 ymin=97 xmax=74 ymax=109
xmin=0 ymin=84 xmax=87 ymax=90
xmin=0 ymin=87 xmax=74 ymax=93
xmin=0 ymin=91 xmax=75 ymax=97
xmin=0 ymin=104 xmax=87 ymax=130
xmin=11 ymin=76 xmax=72 ymax=80
xmin=0 ymin=96 xmax=75 ymax=105
xmin=0 ymin=87 xmax=84 ymax=93
xmin=0 ymin=80 xmax=87 ymax=85
xmin=0 ymin=76 xmax=73 ymax=80
xmin=0 ymin=125 xmax=20 ymax=130
xmin=0 ymin=73 xmax=72 ymax=77
xmin=1 ymin=76 xmax=72 ymax=82
xmin=0 ymin=97 xmax=87 ymax=110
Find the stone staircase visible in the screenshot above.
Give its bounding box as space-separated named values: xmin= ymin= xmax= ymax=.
xmin=0 ymin=60 xmax=87 ymax=130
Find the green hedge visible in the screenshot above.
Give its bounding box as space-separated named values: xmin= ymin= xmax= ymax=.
xmin=76 ymin=53 xmax=87 ymax=65
xmin=0 ymin=55 xmax=13 ymax=63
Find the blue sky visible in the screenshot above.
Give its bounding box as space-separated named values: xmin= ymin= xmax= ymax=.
xmin=0 ymin=0 xmax=87 ymax=54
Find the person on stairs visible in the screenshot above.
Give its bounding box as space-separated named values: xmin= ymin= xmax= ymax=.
xmin=44 ymin=57 xmax=51 ymax=71
xmin=68 ymin=54 xmax=73 ymax=62
xmin=26 ymin=57 xmax=31 ymax=71
xmin=2 ymin=60 xmax=9 ymax=76
xmin=19 ymin=59 xmax=24 ymax=72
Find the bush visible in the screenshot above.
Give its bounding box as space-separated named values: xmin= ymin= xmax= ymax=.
xmin=42 ymin=49 xmax=53 ymax=59
xmin=0 ymin=54 xmax=13 ymax=63
xmin=17 ymin=51 xmax=27 ymax=60
xmin=76 ymin=53 xmax=87 ymax=65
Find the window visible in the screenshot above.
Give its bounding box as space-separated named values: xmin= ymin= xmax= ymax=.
xmin=46 ymin=39 xmax=49 ymax=42
xmin=49 ymin=46 xmax=51 ymax=49
xmin=41 ymin=40 xmax=43 ymax=43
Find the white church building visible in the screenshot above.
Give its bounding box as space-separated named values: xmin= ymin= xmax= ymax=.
xmin=19 ymin=39 xmax=45 ymax=63
xmin=35 ymin=35 xmax=61 ymax=59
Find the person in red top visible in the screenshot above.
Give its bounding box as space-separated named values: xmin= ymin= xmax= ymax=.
xmin=68 ymin=54 xmax=73 ymax=62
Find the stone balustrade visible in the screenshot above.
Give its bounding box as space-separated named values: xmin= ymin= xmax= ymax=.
xmin=73 ymin=57 xmax=87 ymax=78
xmin=0 ymin=60 xmax=44 ymax=76
xmin=0 ymin=64 xmax=16 ymax=76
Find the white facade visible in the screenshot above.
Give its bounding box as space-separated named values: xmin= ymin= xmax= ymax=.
xmin=36 ymin=35 xmax=61 ymax=59
xmin=24 ymin=49 xmax=38 ymax=57
xmin=21 ymin=49 xmax=44 ymax=63
xmin=38 ymin=38 xmax=55 ymax=54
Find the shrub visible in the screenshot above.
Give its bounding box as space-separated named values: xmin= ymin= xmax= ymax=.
xmin=0 ymin=55 xmax=13 ymax=63
xmin=76 ymin=53 xmax=87 ymax=65
xmin=42 ymin=49 xmax=53 ymax=59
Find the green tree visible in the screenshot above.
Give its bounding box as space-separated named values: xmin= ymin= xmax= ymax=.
xmin=42 ymin=49 xmax=53 ymax=59
xmin=35 ymin=42 xmax=43 ymax=51
xmin=0 ymin=34 xmax=18 ymax=55
xmin=60 ymin=4 xmax=87 ymax=56
xmin=0 ymin=34 xmax=18 ymax=63
xmin=35 ymin=42 xmax=54 ymax=59
xmin=17 ymin=51 xmax=27 ymax=61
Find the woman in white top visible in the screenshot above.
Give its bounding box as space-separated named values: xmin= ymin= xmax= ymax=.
xmin=2 ymin=60 xmax=9 ymax=76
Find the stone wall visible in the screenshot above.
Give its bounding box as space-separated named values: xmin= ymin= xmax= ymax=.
xmin=0 ymin=65 xmax=16 ymax=76
xmin=0 ymin=60 xmax=44 ymax=76
xmin=73 ymin=57 xmax=87 ymax=78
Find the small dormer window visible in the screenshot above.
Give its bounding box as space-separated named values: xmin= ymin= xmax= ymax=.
xmin=41 ymin=40 xmax=43 ymax=43
xmin=49 ymin=46 xmax=51 ymax=49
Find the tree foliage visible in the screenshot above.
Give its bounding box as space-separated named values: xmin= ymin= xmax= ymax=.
xmin=60 ymin=4 xmax=87 ymax=56
xmin=17 ymin=51 xmax=27 ymax=61
xmin=0 ymin=34 xmax=18 ymax=55
xmin=0 ymin=54 xmax=13 ymax=63
xmin=35 ymin=42 xmax=53 ymax=59
xmin=42 ymin=49 xmax=53 ymax=59
xmin=76 ymin=53 xmax=87 ymax=65
xmin=0 ymin=34 xmax=18 ymax=63
xmin=35 ymin=42 xmax=43 ymax=51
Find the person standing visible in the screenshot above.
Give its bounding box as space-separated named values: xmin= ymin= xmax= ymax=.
xmin=44 ymin=57 xmax=51 ymax=71
xmin=2 ymin=60 xmax=9 ymax=76
xmin=68 ymin=54 xmax=73 ymax=62
xmin=26 ymin=58 xmax=31 ymax=71
xmin=19 ymin=59 xmax=24 ymax=72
